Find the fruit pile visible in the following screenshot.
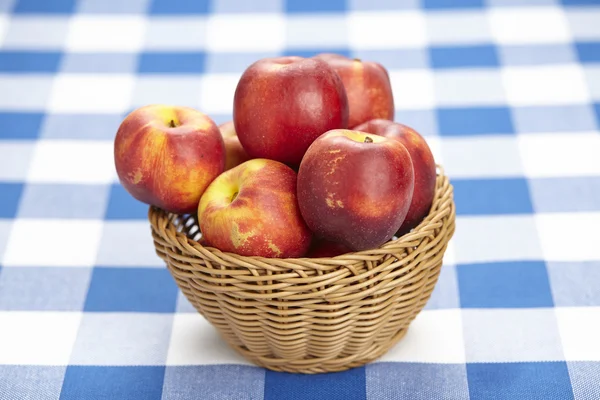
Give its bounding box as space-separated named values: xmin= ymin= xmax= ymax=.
xmin=114 ymin=54 xmax=436 ymax=259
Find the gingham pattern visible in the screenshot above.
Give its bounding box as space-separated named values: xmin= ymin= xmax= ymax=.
xmin=1 ymin=0 xmax=600 ymax=398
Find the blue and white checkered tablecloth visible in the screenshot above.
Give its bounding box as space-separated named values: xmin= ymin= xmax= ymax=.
xmin=1 ymin=0 xmax=600 ymax=398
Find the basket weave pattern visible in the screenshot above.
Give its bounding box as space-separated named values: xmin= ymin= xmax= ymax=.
xmin=149 ymin=169 xmax=455 ymax=373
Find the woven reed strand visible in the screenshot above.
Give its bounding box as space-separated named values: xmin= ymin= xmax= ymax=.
xmin=149 ymin=168 xmax=455 ymax=374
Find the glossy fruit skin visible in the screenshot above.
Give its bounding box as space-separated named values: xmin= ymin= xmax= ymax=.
xmin=114 ymin=105 xmax=225 ymax=214
xmin=297 ymin=129 xmax=414 ymax=251
xmin=198 ymin=159 xmax=312 ymax=258
xmin=219 ymin=121 xmax=251 ymax=171
xmin=314 ymin=53 xmax=394 ymax=128
xmin=355 ymin=119 xmax=436 ymax=234
xmin=306 ymin=238 xmax=352 ymax=258
xmin=234 ymin=56 xmax=349 ymax=166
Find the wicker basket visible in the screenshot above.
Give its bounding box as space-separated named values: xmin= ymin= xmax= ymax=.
xmin=149 ymin=166 xmax=455 ymax=374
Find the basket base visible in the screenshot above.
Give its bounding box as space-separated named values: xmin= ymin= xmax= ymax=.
xmin=229 ymin=327 xmax=409 ymax=374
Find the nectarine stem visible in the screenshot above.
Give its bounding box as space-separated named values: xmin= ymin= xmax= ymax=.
xmin=169 ymin=120 xmax=176 ymax=128
xmin=231 ymin=191 xmax=238 ymax=202
xmin=364 ymin=136 xmax=373 ymax=143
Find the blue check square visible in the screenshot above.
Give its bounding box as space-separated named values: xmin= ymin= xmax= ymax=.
xmin=367 ymin=363 xmax=469 ymax=400
xmin=529 ymin=177 xmax=600 ymax=213
xmin=213 ymin=0 xmax=282 ymax=13
xmin=0 ymin=51 xmax=61 ymax=73
xmin=0 ymin=112 xmax=43 ymax=139
xmin=512 ymin=105 xmax=597 ymax=133
xmin=561 ymin=0 xmax=600 ymax=6
xmin=0 ymin=0 xmax=16 ymax=12
xmin=149 ymin=0 xmax=209 ymax=14
xmin=467 ymin=362 xmax=574 ymax=400
xmin=265 ymin=367 xmax=366 ymax=400
xmin=19 ymin=184 xmax=109 ymax=219
xmin=60 ymin=366 xmax=165 ymax=400
xmin=430 ymin=45 xmax=499 ymax=69
xmin=77 ymin=0 xmax=150 ymax=13
xmin=424 ymin=0 xmax=483 ymax=8
xmin=41 ymin=113 xmax=122 ymax=140
xmin=84 ymin=267 xmax=178 ymax=313
xmin=138 ymin=52 xmax=206 ymax=74
xmin=164 ymin=366 xmax=265 ymax=400
xmin=60 ymin=53 xmax=138 ymax=74
xmin=0 ymin=267 xmax=91 ymax=311
xmin=285 ymin=0 xmax=347 ymax=12
xmin=457 ymin=261 xmax=554 ymax=308
xmin=0 ymin=183 xmax=23 ymax=218
xmin=499 ymin=44 xmax=575 ymax=66
xmin=395 ymin=109 xmax=438 ymax=137
xmin=105 ymin=183 xmax=150 ymax=220
xmin=577 ymin=42 xmax=600 ymax=62
xmin=353 ymin=49 xmax=428 ymax=69
xmin=13 ymin=0 xmax=75 ymax=13
xmin=453 ymin=178 xmax=533 ymax=215
xmin=437 ymin=107 xmax=514 ymax=136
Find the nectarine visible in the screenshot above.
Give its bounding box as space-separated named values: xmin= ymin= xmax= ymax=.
xmin=297 ymin=129 xmax=414 ymax=251
xmin=114 ymin=105 xmax=225 ymax=214
xmin=199 ymin=159 xmax=312 ymax=258
xmin=233 ymin=57 xmax=349 ymax=166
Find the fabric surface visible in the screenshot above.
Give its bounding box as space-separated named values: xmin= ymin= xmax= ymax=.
xmin=1 ymin=0 xmax=600 ymax=399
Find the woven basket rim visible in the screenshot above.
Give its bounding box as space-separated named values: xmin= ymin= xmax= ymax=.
xmin=149 ymin=164 xmax=453 ymax=269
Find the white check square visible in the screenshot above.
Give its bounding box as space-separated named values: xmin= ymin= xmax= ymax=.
xmin=198 ymin=73 xmax=241 ymax=115
xmin=348 ymin=11 xmax=426 ymax=49
xmin=2 ymin=17 xmax=70 ymax=49
xmin=536 ymin=213 xmax=600 ymax=262
xmin=167 ymin=314 xmax=252 ymax=365
xmin=434 ymin=70 xmax=505 ymax=106
xmin=3 ymin=219 xmax=103 ymax=267
xmin=206 ymin=14 xmax=285 ymax=52
xmin=426 ymin=11 xmax=492 ymax=45
xmin=0 ymin=141 xmax=35 ymax=181
xmin=0 ymin=76 xmax=54 ymax=111
xmin=556 ymin=307 xmax=600 ymax=361
xmin=95 ymin=221 xmax=166 ymax=267
xmin=442 ymin=136 xmax=524 ymax=178
xmin=584 ymin=66 xmax=600 ymax=101
xmin=0 ymin=221 xmax=12 ymax=262
xmin=453 ymin=215 xmax=543 ymax=264
xmin=389 ymin=69 xmax=435 ymax=109
xmin=144 ymin=17 xmax=207 ymax=50
xmin=0 ymin=15 xmax=7 ymax=47
xmin=424 ymin=135 xmax=443 ymax=167
xmin=502 ymin=65 xmax=590 ymax=106
xmin=0 ymin=312 xmax=81 ymax=365
xmin=380 ymin=309 xmax=465 ymax=363
xmin=27 ymin=140 xmax=115 ymax=184
xmin=66 ymin=16 xmax=146 ymax=52
xmin=49 ymin=74 xmax=134 ymax=113
xmin=518 ymin=133 xmax=600 ymax=177
xmin=287 ymin=15 xmax=348 ymax=48
xmin=70 ymin=313 xmax=173 ymax=365
xmin=132 ymin=76 xmax=203 ymax=109
xmin=489 ymin=6 xmax=571 ymax=45
xmin=463 ymin=309 xmax=564 ymax=362
xmin=566 ymin=9 xmax=600 ymax=40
